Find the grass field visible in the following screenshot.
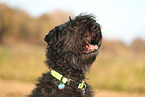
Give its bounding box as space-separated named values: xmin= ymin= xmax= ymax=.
xmin=0 ymin=43 xmax=145 ymax=96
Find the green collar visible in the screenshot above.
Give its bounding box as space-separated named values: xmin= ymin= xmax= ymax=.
xmin=50 ymin=69 xmax=86 ymax=91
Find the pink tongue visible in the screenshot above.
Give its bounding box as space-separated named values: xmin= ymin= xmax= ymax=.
xmin=84 ymin=44 xmax=98 ymax=53
xmin=86 ymin=44 xmax=98 ymax=52
xmin=90 ymin=44 xmax=98 ymax=50
xmin=88 ymin=44 xmax=98 ymax=50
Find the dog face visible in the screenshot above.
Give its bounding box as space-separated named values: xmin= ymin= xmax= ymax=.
xmin=71 ymin=15 xmax=102 ymax=55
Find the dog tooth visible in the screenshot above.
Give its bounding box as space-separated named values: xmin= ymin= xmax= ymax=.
xmin=90 ymin=46 xmax=93 ymax=49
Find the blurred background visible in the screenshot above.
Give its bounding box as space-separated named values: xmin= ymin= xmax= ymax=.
xmin=0 ymin=0 xmax=145 ymax=97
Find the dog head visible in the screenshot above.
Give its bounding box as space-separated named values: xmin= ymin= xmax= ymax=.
xmin=44 ymin=14 xmax=102 ymax=71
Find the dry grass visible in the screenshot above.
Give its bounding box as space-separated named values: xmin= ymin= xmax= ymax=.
xmin=0 ymin=79 xmax=144 ymax=97
xmin=0 ymin=44 xmax=145 ymax=94
xmin=0 ymin=80 xmax=34 ymax=97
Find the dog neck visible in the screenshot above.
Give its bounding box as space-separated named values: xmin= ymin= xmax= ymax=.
xmin=50 ymin=69 xmax=86 ymax=96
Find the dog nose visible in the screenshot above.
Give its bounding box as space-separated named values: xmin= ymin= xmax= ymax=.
xmin=93 ymin=25 xmax=97 ymax=30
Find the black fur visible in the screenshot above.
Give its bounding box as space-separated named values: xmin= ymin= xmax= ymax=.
xmin=29 ymin=14 xmax=102 ymax=97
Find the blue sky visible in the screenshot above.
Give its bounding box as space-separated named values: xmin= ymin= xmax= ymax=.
xmin=1 ymin=0 xmax=145 ymax=44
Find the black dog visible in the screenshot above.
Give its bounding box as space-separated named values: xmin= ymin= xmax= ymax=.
xmin=29 ymin=14 xmax=102 ymax=97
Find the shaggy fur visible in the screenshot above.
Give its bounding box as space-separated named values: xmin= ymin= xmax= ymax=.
xmin=29 ymin=14 xmax=102 ymax=97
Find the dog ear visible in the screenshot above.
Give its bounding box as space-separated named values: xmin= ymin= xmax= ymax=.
xmin=69 ymin=16 xmax=76 ymax=30
xmin=44 ymin=30 xmax=54 ymax=45
xmin=44 ymin=34 xmax=49 ymax=43
xmin=44 ymin=26 xmax=60 ymax=45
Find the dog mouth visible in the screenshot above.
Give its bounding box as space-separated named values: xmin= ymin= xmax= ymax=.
xmin=83 ymin=37 xmax=102 ymax=54
xmin=84 ymin=44 xmax=98 ymax=53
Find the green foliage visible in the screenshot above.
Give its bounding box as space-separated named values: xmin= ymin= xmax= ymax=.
xmin=0 ymin=4 xmax=52 ymax=44
xmin=87 ymin=50 xmax=145 ymax=94
xmin=0 ymin=3 xmax=73 ymax=45
xmin=0 ymin=45 xmax=47 ymax=82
